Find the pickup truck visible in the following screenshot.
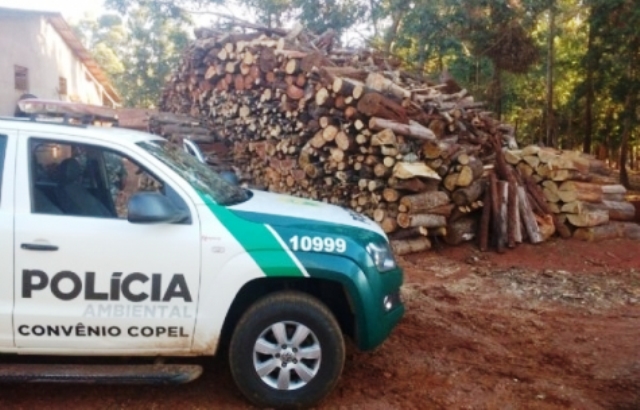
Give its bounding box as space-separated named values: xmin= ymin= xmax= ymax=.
xmin=0 ymin=117 xmax=404 ymax=408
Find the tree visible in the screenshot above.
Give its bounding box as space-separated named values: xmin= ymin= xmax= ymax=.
xmin=105 ymin=0 xmax=206 ymax=20
xmin=241 ymin=0 xmax=365 ymax=36
xmin=73 ymin=14 xmax=127 ymax=80
xmin=74 ymin=4 xmax=190 ymax=108
xmin=582 ymin=0 xmax=640 ymax=186
xmin=118 ymin=5 xmax=190 ymax=107
xmin=242 ymin=0 xmax=294 ymax=28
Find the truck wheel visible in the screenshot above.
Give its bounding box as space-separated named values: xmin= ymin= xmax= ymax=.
xmin=229 ymin=291 xmax=345 ymax=409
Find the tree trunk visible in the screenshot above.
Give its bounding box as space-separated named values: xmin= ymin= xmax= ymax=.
xmin=583 ymin=20 xmax=595 ymax=154
xmin=546 ymin=0 xmax=556 ymax=148
xmin=492 ymin=67 xmax=503 ymax=121
xmin=619 ymin=93 xmax=635 ymax=189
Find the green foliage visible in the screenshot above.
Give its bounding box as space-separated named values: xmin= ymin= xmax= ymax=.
xmin=74 ymin=3 xmax=191 ymax=108
xmin=243 ymin=0 xmax=294 ymax=28
xmin=104 ymin=0 xmax=212 ymax=20
xmin=242 ymin=0 xmax=365 ymax=36
xmin=72 ymin=13 xmax=127 ymax=82
xmin=118 ymin=6 xmax=190 ymax=107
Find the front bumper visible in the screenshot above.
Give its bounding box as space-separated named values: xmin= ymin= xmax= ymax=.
xmin=289 ymin=252 xmax=405 ymax=352
xmin=355 ymin=266 xmax=404 ymax=351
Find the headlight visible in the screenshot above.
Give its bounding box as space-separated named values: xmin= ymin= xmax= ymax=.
xmin=366 ymin=242 xmax=397 ymax=272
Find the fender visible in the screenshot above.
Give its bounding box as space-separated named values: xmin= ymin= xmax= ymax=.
xmin=291 ymin=252 xmax=404 ymax=351
xmin=191 ymin=249 xmax=309 ymax=354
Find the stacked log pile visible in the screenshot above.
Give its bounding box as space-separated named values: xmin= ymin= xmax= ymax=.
xmin=160 ymin=23 xmax=636 ymax=254
xmin=160 ymin=24 xmax=522 ymax=254
xmin=505 ymin=146 xmax=640 ymax=241
xmin=117 ymin=108 xmax=234 ymax=172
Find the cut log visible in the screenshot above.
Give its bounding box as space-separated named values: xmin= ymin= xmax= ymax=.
xmin=507 ymin=180 xmax=517 ymax=248
xmin=516 ymin=162 xmax=534 ymax=178
xmin=498 ymin=181 xmax=509 ymax=248
xmin=389 ymin=227 xmax=426 ymax=240
xmin=455 ymin=157 xmax=483 ymax=187
xmin=517 ymin=186 xmax=543 ymax=244
xmin=381 ymin=217 xmax=398 ymax=234
xmin=622 ymin=222 xmax=640 ymax=240
xmin=566 ymin=209 xmax=609 ymax=227
xmin=426 ymin=203 xmax=455 ymax=217
xmin=603 ymin=193 xmax=626 ymax=202
xmin=392 ymin=162 xmax=441 ymax=180
xmin=371 ymin=129 xmax=397 ymax=146
xmin=535 ymin=214 xmax=555 ymax=241
xmin=602 ymin=200 xmax=636 ymax=221
xmin=560 ymin=201 xmax=585 ymax=214
xmin=543 ymin=186 xmax=560 ymax=203
xmin=391 ymin=237 xmax=431 ymax=255
xmin=286 ymin=84 xmax=304 ymax=100
xmin=573 ymin=223 xmax=624 ymax=242
xmin=444 ymin=217 xmax=477 ymax=245
xmin=504 ymin=150 xmax=522 ymax=165
xmin=479 ymin=181 xmax=491 ymax=252
xmin=332 ymin=77 xmax=357 ymax=96
xmin=382 ymin=188 xmax=400 ymax=203
xmin=389 ymin=177 xmax=439 ymax=193
xmin=486 ymin=172 xmax=505 ymax=252
xmin=397 ymin=213 xmax=447 ymax=229
xmin=422 ymin=140 xmax=454 ymax=159
xmin=536 ymin=147 xmax=559 ymax=163
xmin=365 ymin=72 xmax=411 ymax=99
xmin=369 ymin=117 xmax=436 ymax=141
xmin=601 ymin=184 xmax=627 ymax=195
xmin=400 ymin=191 xmax=450 ymax=214
xmin=442 ymin=173 xmax=458 ymax=192
xmin=524 ymin=176 xmax=571 ymax=239
xmin=558 ymin=181 xmax=604 ymax=203
xmin=557 ymin=190 xmax=577 ymax=203
xmin=521 ymin=145 xmax=540 ymax=156
xmin=357 ymin=92 xmax=408 ymax=123
xmin=523 ymin=155 xmax=540 ymax=169
xmin=451 ymin=179 xmax=484 ymax=206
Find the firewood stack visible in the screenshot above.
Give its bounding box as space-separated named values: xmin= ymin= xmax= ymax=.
xmin=158 ymin=23 xmax=574 ymax=255
xmin=117 ymin=108 xmax=235 ymax=173
xmin=506 ymin=145 xmax=640 ymax=241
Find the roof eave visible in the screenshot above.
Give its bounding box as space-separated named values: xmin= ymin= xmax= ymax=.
xmin=46 ymin=14 xmax=122 ymax=105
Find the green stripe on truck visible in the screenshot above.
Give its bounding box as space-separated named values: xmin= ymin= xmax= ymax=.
xmin=199 ymin=193 xmax=305 ymax=278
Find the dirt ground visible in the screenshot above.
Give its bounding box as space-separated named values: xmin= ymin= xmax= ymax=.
xmin=1 ymin=238 xmax=639 ymax=409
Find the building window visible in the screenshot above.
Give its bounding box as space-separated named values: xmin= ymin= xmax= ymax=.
xmin=59 ymin=77 xmax=68 ymax=95
xmin=15 ymin=65 xmax=29 ymax=91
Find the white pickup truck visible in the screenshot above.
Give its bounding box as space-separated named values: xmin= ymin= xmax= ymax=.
xmin=0 ymin=117 xmax=404 ymax=408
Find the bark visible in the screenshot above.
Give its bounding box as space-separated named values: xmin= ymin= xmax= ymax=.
xmin=619 ymin=93 xmax=635 ymax=189
xmin=546 ymin=0 xmax=556 ymax=148
xmin=583 ymin=21 xmax=595 ymax=154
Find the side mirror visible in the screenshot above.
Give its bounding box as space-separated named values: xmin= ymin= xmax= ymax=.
xmin=219 ymin=170 xmax=240 ymax=186
xmin=127 ymin=192 xmax=189 ymax=224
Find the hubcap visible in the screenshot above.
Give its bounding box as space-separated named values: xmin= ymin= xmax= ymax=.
xmin=253 ymin=321 xmax=321 ymax=390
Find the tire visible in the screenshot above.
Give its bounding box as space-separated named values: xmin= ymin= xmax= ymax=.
xmin=229 ymin=291 xmax=345 ymax=409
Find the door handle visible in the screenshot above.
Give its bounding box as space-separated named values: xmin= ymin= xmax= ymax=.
xmin=21 ymin=243 xmax=59 ymax=251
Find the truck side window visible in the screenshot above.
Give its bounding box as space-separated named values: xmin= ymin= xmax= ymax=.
xmin=103 ymin=151 xmax=164 ymax=219
xmin=29 ymin=139 xmax=186 ymax=220
xmin=0 ymin=135 xmax=6 ymax=204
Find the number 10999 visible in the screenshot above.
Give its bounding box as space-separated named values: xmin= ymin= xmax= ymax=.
xmin=288 ymin=235 xmax=347 ymax=253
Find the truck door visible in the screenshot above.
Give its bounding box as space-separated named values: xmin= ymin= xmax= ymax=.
xmin=13 ymin=133 xmax=201 ymax=353
xmin=0 ymin=131 xmax=15 ymax=348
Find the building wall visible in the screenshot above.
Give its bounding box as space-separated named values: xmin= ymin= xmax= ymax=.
xmin=0 ymin=14 xmax=106 ymax=116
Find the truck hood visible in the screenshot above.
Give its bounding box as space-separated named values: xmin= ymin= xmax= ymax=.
xmin=228 ymin=190 xmax=386 ymax=238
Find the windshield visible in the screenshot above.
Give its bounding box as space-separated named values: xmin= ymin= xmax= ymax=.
xmin=138 ymin=140 xmax=250 ymax=206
